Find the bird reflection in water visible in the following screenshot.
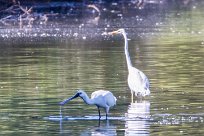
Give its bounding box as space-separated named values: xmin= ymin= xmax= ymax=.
xmin=90 ymin=120 xmax=117 ymax=136
xmin=59 ymin=119 xmax=117 ymax=135
xmin=125 ymin=100 xmax=150 ymax=136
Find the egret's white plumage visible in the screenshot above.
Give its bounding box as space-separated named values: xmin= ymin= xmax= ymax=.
xmin=108 ymin=29 xmax=150 ymax=101
xmin=60 ymin=89 xmax=117 ymax=120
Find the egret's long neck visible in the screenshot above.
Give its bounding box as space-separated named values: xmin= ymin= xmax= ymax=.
xmin=81 ymin=93 xmax=95 ymax=105
xmin=122 ymin=32 xmax=132 ymax=71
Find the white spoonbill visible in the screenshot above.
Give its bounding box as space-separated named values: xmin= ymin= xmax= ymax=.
xmin=108 ymin=29 xmax=150 ymax=101
xmin=59 ymin=89 xmax=117 ymax=120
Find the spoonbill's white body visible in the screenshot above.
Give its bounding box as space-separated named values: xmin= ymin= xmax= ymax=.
xmin=108 ymin=29 xmax=150 ymax=101
xmin=59 ymin=89 xmax=117 ymax=120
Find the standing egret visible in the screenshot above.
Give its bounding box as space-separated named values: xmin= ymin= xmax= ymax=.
xmin=59 ymin=89 xmax=117 ymax=120
xmin=108 ymin=29 xmax=150 ymax=101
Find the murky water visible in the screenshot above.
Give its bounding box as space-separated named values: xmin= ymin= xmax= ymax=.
xmin=0 ymin=1 xmax=204 ymax=136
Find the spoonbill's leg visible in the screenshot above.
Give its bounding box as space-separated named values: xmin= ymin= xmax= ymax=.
xmin=105 ymin=107 xmax=110 ymax=120
xmin=97 ymin=106 xmax=101 ymax=120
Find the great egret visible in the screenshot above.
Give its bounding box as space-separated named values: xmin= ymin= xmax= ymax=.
xmin=108 ymin=29 xmax=150 ymax=101
xmin=59 ymin=89 xmax=117 ymax=120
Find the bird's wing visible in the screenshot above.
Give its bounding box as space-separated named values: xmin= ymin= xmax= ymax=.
xmin=128 ymin=67 xmax=149 ymax=89
xmin=91 ymin=90 xmax=108 ymax=99
xmin=138 ymin=70 xmax=150 ymax=89
xmin=91 ymin=90 xmax=116 ymax=107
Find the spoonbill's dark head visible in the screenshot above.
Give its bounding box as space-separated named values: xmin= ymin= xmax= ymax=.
xmin=59 ymin=89 xmax=85 ymax=105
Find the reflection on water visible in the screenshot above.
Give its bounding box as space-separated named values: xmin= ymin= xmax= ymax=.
xmin=125 ymin=101 xmax=150 ymax=136
xmin=84 ymin=120 xmax=117 ymax=136
xmin=58 ymin=118 xmax=117 ymax=135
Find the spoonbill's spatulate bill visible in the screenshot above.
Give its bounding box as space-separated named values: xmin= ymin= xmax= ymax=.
xmin=59 ymin=89 xmax=117 ymax=120
xmin=108 ymin=29 xmax=150 ymax=101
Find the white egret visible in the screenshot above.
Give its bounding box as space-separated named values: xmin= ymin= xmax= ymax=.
xmin=108 ymin=29 xmax=150 ymax=101
xmin=59 ymin=89 xmax=117 ymax=120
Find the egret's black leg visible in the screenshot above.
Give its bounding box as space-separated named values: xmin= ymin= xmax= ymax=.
xmin=106 ymin=113 xmax=108 ymax=120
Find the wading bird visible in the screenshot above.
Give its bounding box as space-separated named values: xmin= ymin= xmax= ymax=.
xmin=59 ymin=89 xmax=117 ymax=120
xmin=108 ymin=29 xmax=150 ymax=102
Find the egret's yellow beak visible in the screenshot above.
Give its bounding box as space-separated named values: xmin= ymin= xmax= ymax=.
xmin=108 ymin=30 xmax=119 ymax=35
